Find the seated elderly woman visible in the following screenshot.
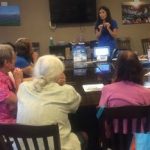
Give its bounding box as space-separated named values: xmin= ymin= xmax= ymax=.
xmin=16 ymin=55 xmax=87 ymax=150
xmin=99 ymin=50 xmax=150 ymax=107
xmin=98 ymin=50 xmax=150 ymax=150
xmin=0 ymin=44 xmax=23 ymax=124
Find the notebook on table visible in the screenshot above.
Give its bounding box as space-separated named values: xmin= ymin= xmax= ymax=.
xmin=144 ymin=82 xmax=150 ymax=88
xmin=82 ymin=83 xmax=104 ymax=92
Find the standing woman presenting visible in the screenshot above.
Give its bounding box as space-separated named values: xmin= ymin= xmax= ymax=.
xmin=95 ymin=6 xmax=118 ymax=57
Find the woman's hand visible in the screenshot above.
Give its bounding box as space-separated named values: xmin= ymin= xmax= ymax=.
xmin=98 ymin=24 xmax=103 ymax=30
xmin=104 ymin=22 xmax=118 ymax=38
xmin=95 ymin=24 xmax=103 ymax=39
xmin=13 ymin=68 xmax=23 ymax=81
xmin=13 ymin=68 xmax=23 ymax=90
xmin=104 ymin=22 xmax=111 ymax=29
xmin=56 ymin=73 xmax=66 ymax=86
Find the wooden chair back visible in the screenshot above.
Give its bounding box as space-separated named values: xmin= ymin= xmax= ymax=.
xmin=98 ymin=105 xmax=150 ymax=150
xmin=0 ymin=124 xmax=61 ymax=150
xmin=116 ymin=38 xmax=131 ymax=51
xmin=141 ymin=38 xmax=150 ymax=54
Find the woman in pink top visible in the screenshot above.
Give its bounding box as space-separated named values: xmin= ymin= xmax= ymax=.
xmin=99 ymin=50 xmax=150 ymax=107
xmin=0 ymin=44 xmax=23 ymax=123
xmin=98 ymin=50 xmax=150 ymax=149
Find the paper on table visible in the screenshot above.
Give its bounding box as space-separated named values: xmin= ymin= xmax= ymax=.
xmin=144 ymin=72 xmax=150 ymax=76
xmin=139 ymin=58 xmax=148 ymax=61
xmin=144 ymin=82 xmax=150 ymax=88
xmin=82 ymin=83 xmax=104 ymax=92
xmin=112 ymin=58 xmax=117 ymax=61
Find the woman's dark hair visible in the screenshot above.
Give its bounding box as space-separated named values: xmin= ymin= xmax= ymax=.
xmin=97 ymin=6 xmax=112 ymax=24
xmin=15 ymin=40 xmax=32 ymax=62
xmin=114 ymin=50 xmax=144 ymax=85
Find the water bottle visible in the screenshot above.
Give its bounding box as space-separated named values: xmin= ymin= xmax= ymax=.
xmin=147 ymin=46 xmax=150 ymax=61
xmin=49 ymin=37 xmax=54 ymax=46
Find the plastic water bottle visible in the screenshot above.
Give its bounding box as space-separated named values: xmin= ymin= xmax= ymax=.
xmin=147 ymin=46 xmax=150 ymax=61
xmin=49 ymin=37 xmax=54 ymax=46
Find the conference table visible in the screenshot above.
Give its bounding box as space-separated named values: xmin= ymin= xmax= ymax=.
xmin=65 ymin=60 xmax=114 ymax=106
xmin=64 ymin=59 xmax=150 ymax=150
xmin=65 ymin=59 xmax=150 ymax=106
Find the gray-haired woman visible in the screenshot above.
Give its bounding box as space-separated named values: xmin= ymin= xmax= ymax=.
xmin=17 ymin=55 xmax=87 ymax=150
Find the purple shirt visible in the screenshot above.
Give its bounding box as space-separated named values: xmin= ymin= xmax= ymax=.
xmin=99 ymin=81 xmax=150 ymax=107
xmin=0 ymin=71 xmax=16 ymax=123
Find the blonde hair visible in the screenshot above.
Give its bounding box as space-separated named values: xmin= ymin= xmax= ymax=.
xmin=32 ymin=55 xmax=64 ymax=92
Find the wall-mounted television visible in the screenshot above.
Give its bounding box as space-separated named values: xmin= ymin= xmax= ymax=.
xmin=49 ymin=0 xmax=97 ymax=25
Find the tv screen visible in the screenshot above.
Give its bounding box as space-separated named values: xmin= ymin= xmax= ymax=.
xmin=49 ymin=0 xmax=96 ymax=25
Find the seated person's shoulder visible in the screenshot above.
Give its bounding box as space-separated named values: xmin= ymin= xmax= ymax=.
xmin=16 ymin=56 xmax=30 ymax=68
xmin=111 ymin=19 xmax=118 ymax=27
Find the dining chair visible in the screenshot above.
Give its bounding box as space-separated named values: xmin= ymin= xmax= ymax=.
xmin=98 ymin=105 xmax=150 ymax=150
xmin=0 ymin=123 xmax=61 ymax=150
xmin=116 ymin=37 xmax=131 ymax=51
xmin=141 ymin=38 xmax=150 ymax=55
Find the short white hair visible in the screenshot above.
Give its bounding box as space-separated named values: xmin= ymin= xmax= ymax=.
xmin=32 ymin=55 xmax=65 ymax=91
xmin=0 ymin=44 xmax=14 ymax=68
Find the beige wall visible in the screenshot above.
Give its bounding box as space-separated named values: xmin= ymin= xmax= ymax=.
xmin=0 ymin=0 xmax=150 ymax=55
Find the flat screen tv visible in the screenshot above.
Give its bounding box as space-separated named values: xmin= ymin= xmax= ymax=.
xmin=49 ymin=0 xmax=96 ymax=25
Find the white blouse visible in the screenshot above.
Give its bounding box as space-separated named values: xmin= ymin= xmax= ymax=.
xmin=17 ymin=81 xmax=81 ymax=150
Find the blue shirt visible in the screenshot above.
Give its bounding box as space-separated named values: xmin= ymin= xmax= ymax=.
xmin=15 ymin=56 xmax=30 ymax=68
xmin=95 ymin=19 xmax=118 ymax=54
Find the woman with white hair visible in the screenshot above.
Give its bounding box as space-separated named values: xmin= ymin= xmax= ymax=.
xmin=16 ymin=55 xmax=86 ymax=150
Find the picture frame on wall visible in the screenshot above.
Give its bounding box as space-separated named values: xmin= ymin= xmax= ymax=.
xmin=122 ymin=2 xmax=150 ymax=25
xmin=0 ymin=5 xmax=20 ymax=26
